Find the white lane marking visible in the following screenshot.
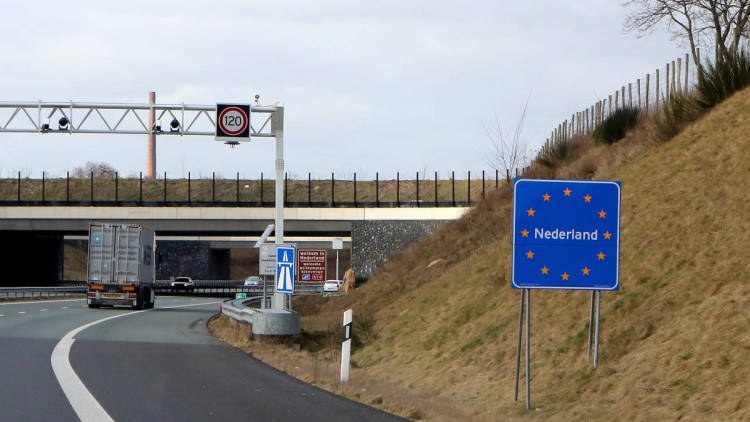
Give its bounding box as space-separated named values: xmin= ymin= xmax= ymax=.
xmin=0 ymin=314 xmax=4 ymax=317
xmin=0 ymin=298 xmax=84 ymax=306
xmin=51 ymin=301 xmax=221 ymax=422
xmin=40 ymin=309 xmax=48 ymax=312
xmin=62 ymin=307 xmax=69 ymax=309
xmin=18 ymin=311 xmax=26 ymax=314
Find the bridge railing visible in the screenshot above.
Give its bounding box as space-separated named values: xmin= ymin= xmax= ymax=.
xmin=0 ymin=170 xmax=515 ymax=208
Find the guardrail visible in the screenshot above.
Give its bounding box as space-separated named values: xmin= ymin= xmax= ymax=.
xmin=0 ymin=281 xmax=326 ymax=301
xmin=0 ymin=286 xmax=86 ymax=300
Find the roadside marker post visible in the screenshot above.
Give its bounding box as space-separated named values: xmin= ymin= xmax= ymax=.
xmin=511 ymin=179 xmax=621 ymax=410
xmin=341 ymin=309 xmax=353 ymax=383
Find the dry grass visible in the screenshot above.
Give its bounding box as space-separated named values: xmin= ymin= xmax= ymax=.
xmin=209 ymin=87 xmax=750 ymax=421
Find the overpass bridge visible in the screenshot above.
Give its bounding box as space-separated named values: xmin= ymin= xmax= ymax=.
xmin=0 ymin=204 xmax=469 ymax=286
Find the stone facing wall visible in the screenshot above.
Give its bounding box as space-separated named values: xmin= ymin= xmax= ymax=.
xmin=156 ymin=241 xmax=230 ymax=280
xmin=351 ymin=220 xmax=447 ymax=277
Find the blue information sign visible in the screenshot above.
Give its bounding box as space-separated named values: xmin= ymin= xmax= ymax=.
xmin=275 ymin=246 xmax=296 ymax=294
xmin=512 ymin=179 xmax=621 ymax=291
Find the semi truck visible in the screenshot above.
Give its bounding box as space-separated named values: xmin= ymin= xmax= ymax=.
xmin=86 ymin=223 xmax=156 ymax=309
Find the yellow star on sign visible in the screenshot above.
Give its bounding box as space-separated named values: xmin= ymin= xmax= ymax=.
xmin=563 ymin=188 xmax=572 ymax=196
xmin=582 ymin=267 xmax=591 ymax=275
xmin=561 ymin=272 xmax=570 ymax=281
xmin=521 ymin=229 xmax=529 ymax=238
xmin=603 ymin=231 xmax=612 ymax=240
xmin=597 ymin=251 xmax=606 ymax=260
xmin=542 ymin=193 xmax=551 ymax=201
xmin=527 ymin=208 xmax=536 ymax=217
xmin=526 ymin=250 xmax=534 ymax=259
xmin=584 ymin=194 xmax=592 ymax=203
xmin=541 ymin=266 xmax=549 ymax=275
xmin=598 ymin=209 xmax=607 ymax=218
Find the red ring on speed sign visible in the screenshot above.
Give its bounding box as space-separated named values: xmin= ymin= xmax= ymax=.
xmin=218 ymin=106 xmax=248 ymax=136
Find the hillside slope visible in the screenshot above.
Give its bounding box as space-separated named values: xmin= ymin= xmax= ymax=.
xmin=297 ymin=87 xmax=750 ymax=420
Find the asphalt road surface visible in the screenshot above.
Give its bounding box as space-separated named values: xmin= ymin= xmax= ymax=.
xmin=0 ymin=297 xmax=405 ymax=421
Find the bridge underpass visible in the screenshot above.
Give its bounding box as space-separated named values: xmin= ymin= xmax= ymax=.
xmin=0 ymin=205 xmax=468 ymax=286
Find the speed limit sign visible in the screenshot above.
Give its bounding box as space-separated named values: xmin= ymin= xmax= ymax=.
xmin=215 ymin=103 xmax=250 ymax=142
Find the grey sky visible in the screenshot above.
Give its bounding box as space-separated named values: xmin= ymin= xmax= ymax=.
xmin=1 ymin=1 xmax=678 ymax=179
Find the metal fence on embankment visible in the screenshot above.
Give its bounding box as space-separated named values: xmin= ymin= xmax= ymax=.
xmin=0 ymin=170 xmax=512 ymax=208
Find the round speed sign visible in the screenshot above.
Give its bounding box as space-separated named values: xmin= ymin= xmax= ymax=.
xmin=216 ymin=104 xmax=250 ymax=139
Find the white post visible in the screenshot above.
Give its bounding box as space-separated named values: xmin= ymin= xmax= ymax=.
xmin=332 ymin=237 xmax=344 ymax=281
xmin=273 ymin=106 xmax=286 ymax=311
xmin=341 ymin=309 xmax=353 ymax=383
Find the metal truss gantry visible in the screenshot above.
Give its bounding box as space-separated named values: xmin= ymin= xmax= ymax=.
xmin=0 ymin=101 xmax=278 ymax=139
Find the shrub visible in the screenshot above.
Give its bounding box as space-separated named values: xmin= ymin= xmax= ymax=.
xmin=653 ymin=91 xmax=703 ymax=142
xmin=534 ymin=134 xmax=592 ymax=170
xmin=696 ymin=51 xmax=750 ymax=109
xmin=593 ymin=107 xmax=640 ymax=144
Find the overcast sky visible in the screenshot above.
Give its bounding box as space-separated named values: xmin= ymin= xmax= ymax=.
xmin=0 ymin=1 xmax=680 ymax=180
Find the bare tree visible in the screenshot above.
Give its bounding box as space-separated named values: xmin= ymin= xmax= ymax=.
xmin=623 ymin=0 xmax=750 ymax=66
xmin=482 ymin=101 xmax=532 ymax=183
xmin=71 ymin=162 xmax=117 ymax=179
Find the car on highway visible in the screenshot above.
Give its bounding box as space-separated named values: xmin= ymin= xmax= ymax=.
xmin=170 ymin=276 xmax=195 ymax=292
xmin=323 ymin=279 xmax=343 ymax=292
xmin=244 ymin=276 xmax=263 ymax=287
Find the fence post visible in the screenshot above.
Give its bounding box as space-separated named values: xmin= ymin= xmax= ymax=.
xmin=451 ymin=171 xmax=455 ymax=207
xmin=376 ymin=172 xmax=380 ymax=207
xmin=637 ymin=79 xmax=641 ymax=109
xmin=646 ymin=74 xmax=650 ymax=109
xmin=664 ymin=62 xmax=672 ymax=101
xmin=685 ymin=53 xmax=689 ymax=92
xmin=415 ymin=172 xmax=420 ymax=206
xmin=330 ymin=173 xmax=334 ymax=207
xmin=435 ymin=171 xmax=439 ymax=207
xmin=676 ymin=58 xmax=682 ymax=93
xmin=656 ymin=68 xmax=660 ymax=109
xmin=396 ymin=172 xmax=400 ymax=207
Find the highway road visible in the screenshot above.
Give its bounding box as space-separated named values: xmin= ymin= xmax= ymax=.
xmin=0 ymin=297 xmax=404 ymax=422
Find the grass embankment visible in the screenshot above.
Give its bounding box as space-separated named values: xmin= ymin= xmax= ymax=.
xmin=211 ymin=86 xmax=750 ymax=420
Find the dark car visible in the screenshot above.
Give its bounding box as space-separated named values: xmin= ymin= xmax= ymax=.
xmin=171 ymin=277 xmax=195 ymax=292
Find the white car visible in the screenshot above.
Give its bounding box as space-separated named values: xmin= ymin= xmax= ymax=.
xmin=323 ymin=280 xmax=343 ymax=292
xmin=171 ymin=276 xmax=195 ymax=292
xmin=244 ymin=276 xmax=263 ymax=287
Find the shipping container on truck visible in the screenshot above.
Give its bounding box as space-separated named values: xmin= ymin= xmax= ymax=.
xmin=86 ymin=223 xmax=156 ymax=309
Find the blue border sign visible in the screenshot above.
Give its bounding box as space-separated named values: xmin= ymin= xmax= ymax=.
xmin=275 ymin=245 xmax=296 ymax=294
xmin=512 ymin=179 xmax=621 ymax=290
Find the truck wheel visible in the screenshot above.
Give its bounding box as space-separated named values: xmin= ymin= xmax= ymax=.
xmin=145 ymin=287 xmax=155 ymax=309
